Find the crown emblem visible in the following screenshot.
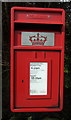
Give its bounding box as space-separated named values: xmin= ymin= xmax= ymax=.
xmin=29 ymin=33 xmax=47 ymax=45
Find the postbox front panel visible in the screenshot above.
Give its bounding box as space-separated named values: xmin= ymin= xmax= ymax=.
xmin=14 ymin=51 xmax=60 ymax=108
xmin=11 ymin=7 xmax=65 ymax=112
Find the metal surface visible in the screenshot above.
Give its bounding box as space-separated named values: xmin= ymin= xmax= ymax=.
xmin=10 ymin=7 xmax=65 ymax=112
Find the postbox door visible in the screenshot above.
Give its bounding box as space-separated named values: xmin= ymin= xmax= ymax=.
xmin=14 ymin=50 xmax=60 ymax=108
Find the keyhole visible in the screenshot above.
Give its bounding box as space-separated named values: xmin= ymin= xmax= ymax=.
xmin=22 ymin=80 xmax=24 ymax=83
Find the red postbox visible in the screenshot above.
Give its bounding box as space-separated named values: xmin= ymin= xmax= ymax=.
xmin=10 ymin=7 xmax=65 ymax=112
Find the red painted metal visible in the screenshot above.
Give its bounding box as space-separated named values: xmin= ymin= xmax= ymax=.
xmin=10 ymin=7 xmax=65 ymax=112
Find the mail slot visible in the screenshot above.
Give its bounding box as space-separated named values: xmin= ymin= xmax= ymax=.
xmin=10 ymin=7 xmax=65 ymax=112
